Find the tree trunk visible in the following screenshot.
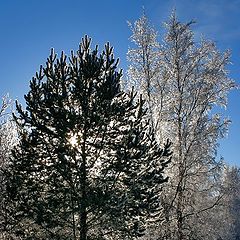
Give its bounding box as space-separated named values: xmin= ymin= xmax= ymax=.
xmin=177 ymin=186 xmax=184 ymax=240
xmin=80 ymin=130 xmax=87 ymax=240
xmin=177 ymin=100 xmax=184 ymax=240
xmin=80 ymin=209 xmax=87 ymax=240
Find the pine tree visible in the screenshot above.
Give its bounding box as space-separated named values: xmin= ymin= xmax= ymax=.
xmin=7 ymin=36 xmax=171 ymax=239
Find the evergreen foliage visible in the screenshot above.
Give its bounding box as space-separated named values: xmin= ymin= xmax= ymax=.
xmin=7 ymin=36 xmax=171 ymax=239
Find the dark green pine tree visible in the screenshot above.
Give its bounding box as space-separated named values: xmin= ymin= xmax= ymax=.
xmin=7 ymin=36 xmax=171 ymax=240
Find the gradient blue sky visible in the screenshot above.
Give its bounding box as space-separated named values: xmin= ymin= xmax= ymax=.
xmin=0 ymin=0 xmax=239 ymax=166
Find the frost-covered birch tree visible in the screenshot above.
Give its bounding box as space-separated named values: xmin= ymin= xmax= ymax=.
xmin=127 ymin=14 xmax=160 ymax=130
xmin=7 ymin=36 xmax=171 ymax=240
xmin=0 ymin=95 xmax=18 ymax=239
xmin=127 ymin=12 xmax=235 ymax=240
xmin=198 ymin=164 xmax=240 ymax=240
xmin=220 ymin=165 xmax=240 ymax=240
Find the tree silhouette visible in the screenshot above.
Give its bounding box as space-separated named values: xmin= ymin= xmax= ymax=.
xmin=7 ymin=36 xmax=171 ymax=240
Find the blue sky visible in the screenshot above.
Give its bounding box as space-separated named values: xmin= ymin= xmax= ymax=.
xmin=0 ymin=0 xmax=239 ymax=166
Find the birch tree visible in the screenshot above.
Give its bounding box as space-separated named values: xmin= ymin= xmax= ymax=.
xmin=128 ymin=12 xmax=235 ymax=239
xmin=220 ymin=165 xmax=240 ymax=240
xmin=0 ymin=95 xmax=18 ymax=239
xmin=199 ymin=165 xmax=240 ymax=240
xmin=127 ymin=14 xmax=160 ymax=129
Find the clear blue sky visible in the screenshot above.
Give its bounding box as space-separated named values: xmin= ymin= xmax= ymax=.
xmin=0 ymin=0 xmax=239 ymax=166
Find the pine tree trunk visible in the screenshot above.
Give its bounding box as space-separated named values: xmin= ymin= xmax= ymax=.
xmin=79 ymin=164 xmax=87 ymax=240
xmin=71 ymin=191 xmax=77 ymax=240
xmin=80 ymin=209 xmax=87 ymax=240
xmin=80 ymin=130 xmax=87 ymax=240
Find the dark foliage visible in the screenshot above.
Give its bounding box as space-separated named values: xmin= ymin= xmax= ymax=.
xmin=7 ymin=36 xmax=171 ymax=239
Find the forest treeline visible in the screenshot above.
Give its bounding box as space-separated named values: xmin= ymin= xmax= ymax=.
xmin=0 ymin=13 xmax=239 ymax=240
